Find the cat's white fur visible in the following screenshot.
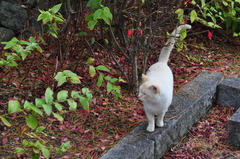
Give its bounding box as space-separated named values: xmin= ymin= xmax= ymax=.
xmin=138 ymin=24 xmax=191 ymax=132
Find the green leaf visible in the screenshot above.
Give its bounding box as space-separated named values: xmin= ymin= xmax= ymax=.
xmin=36 ymin=126 xmax=45 ymax=133
xmin=88 ymin=20 xmax=98 ymax=30
xmin=61 ymin=141 xmax=71 ymax=151
xmin=87 ymin=0 xmax=102 ymax=9
xmin=23 ymin=100 xmax=35 ymax=109
xmin=79 ymin=96 xmax=89 ymax=112
xmin=26 ymin=115 xmax=38 ymax=129
xmin=86 ymin=57 xmax=95 ymax=64
xmin=93 ymin=9 xmax=103 ymax=20
xmin=14 ymin=147 xmax=24 ymax=155
xmin=32 ymin=153 xmax=40 ymax=159
xmin=67 ymin=99 xmax=77 ymax=111
xmin=41 ymin=147 xmax=50 ymax=159
xmin=63 ymin=70 xmax=78 ymax=77
xmin=97 ymin=74 xmax=104 ymax=87
xmin=55 ymin=72 xmax=67 ymax=86
xmin=57 ymin=90 xmax=68 ymax=102
xmin=24 ymin=101 xmax=43 ymax=115
xmin=95 ymin=65 xmax=110 ymax=72
xmin=179 ymin=29 xmax=187 ymax=41
xmin=190 ymin=10 xmax=198 ymax=23
xmin=42 ymin=104 xmax=52 ymax=116
xmin=35 ymin=98 xmax=46 ymax=106
xmin=54 ymin=102 xmax=63 ymax=111
xmin=106 ymin=82 xmax=113 ymax=92
xmin=45 ymin=88 xmax=54 ymax=104
xmin=71 ymin=91 xmax=81 ymax=99
xmin=0 ymin=116 xmax=12 ymax=127
xmin=77 ymin=32 xmax=88 ymax=36
xmin=89 ymin=66 xmax=96 ymax=77
xmin=52 ymin=112 xmax=64 ymax=122
xmin=70 ymin=77 xmax=81 ymax=84
xmin=91 ymin=37 xmax=95 ymax=44
xmin=50 ymin=3 xmax=62 ymax=14
xmin=8 ymin=100 xmax=21 ymax=113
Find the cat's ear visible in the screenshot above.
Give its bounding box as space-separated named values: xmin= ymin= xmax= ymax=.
xmin=142 ymin=74 xmax=150 ymax=82
xmin=149 ymin=85 xmax=160 ymax=94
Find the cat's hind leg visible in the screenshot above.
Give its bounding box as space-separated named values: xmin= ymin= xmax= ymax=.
xmin=145 ymin=111 xmax=155 ymax=132
xmin=156 ymin=112 xmax=166 ymax=127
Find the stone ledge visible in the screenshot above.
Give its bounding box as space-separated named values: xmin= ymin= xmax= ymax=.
xmin=217 ymin=76 xmax=240 ymax=110
xmin=227 ymin=108 xmax=240 ymax=147
xmin=101 ymin=71 xmax=224 ymax=159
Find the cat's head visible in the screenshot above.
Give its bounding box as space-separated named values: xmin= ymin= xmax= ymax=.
xmin=138 ymin=74 xmax=160 ymax=102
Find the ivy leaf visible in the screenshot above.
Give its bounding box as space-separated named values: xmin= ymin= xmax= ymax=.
xmin=0 ymin=116 xmax=12 ymax=127
xmin=45 ymin=88 xmax=54 ymax=104
xmin=26 ymin=115 xmax=38 ymax=129
xmin=57 ymin=90 xmax=68 ymax=102
xmin=8 ymin=100 xmax=21 ymax=114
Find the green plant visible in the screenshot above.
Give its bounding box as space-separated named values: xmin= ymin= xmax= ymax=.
xmin=0 ymin=37 xmax=42 ymax=67
xmin=0 ymin=70 xmax=84 ymax=158
xmin=37 ymin=3 xmax=65 ymax=37
xmin=86 ymin=57 xmax=122 ymax=99
xmin=85 ymin=0 xmax=113 ymax=30
xmin=186 ymin=0 xmax=240 ymax=36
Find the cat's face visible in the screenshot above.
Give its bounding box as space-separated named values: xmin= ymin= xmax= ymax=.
xmin=138 ymin=74 xmax=160 ymax=102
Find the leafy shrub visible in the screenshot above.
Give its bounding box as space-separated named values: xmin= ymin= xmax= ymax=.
xmin=186 ymin=0 xmax=240 ymax=36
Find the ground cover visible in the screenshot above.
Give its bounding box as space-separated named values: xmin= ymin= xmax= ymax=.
xmin=0 ymin=30 xmax=239 ymax=158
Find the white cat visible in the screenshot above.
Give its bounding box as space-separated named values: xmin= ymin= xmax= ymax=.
xmin=138 ymin=24 xmax=191 ymax=132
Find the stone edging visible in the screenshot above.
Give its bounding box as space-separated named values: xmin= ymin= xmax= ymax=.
xmin=101 ymin=71 xmax=240 ymax=159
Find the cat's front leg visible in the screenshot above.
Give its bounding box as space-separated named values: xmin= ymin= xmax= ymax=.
xmin=156 ymin=112 xmax=166 ymax=127
xmin=145 ymin=111 xmax=155 ymax=132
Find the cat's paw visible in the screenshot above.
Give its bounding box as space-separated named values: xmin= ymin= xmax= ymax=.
xmin=156 ymin=121 xmax=164 ymax=127
xmin=146 ymin=125 xmax=155 ymax=132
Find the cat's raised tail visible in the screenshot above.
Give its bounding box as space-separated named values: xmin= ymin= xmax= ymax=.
xmin=158 ymin=24 xmax=191 ymax=64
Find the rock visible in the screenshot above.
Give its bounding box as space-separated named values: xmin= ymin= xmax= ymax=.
xmin=22 ymin=0 xmax=39 ymax=8
xmin=217 ymin=76 xmax=240 ymax=109
xmin=0 ymin=1 xmax=28 ymax=33
xmin=227 ymin=108 xmax=240 ymax=147
xmin=0 ymin=27 xmax=15 ymax=42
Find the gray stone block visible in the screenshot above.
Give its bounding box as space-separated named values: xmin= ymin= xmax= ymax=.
xmin=101 ymin=134 xmax=154 ymax=159
xmin=227 ymin=108 xmax=240 ymax=147
xmin=0 ymin=27 xmax=15 ymax=42
xmin=217 ymin=76 xmax=240 ymax=109
xmin=0 ymin=1 xmax=28 ymax=33
xmin=101 ymin=71 xmax=224 ymax=159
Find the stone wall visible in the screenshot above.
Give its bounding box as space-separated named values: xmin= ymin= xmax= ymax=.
xmin=0 ymin=0 xmax=56 ymax=42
